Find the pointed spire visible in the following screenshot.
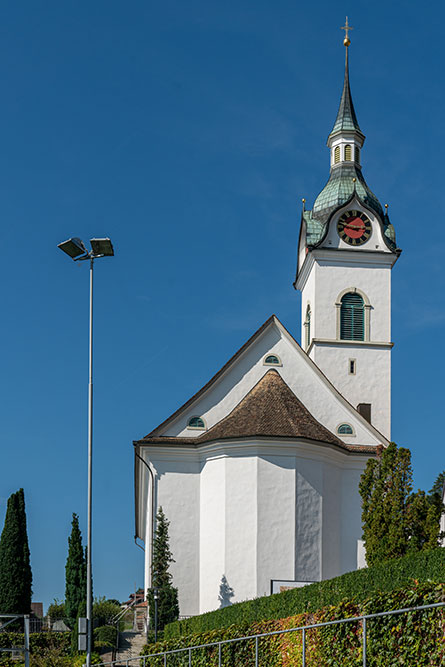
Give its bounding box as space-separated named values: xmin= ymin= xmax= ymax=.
xmin=329 ymin=19 xmax=363 ymax=139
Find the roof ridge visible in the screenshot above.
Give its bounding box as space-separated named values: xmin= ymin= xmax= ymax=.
xmin=144 ymin=314 xmax=279 ymax=437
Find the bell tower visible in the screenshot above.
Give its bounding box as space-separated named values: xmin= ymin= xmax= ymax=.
xmin=294 ymin=21 xmax=401 ymax=441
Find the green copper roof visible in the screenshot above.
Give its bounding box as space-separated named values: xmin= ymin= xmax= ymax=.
xmin=329 ymin=49 xmax=362 ymax=138
xmin=313 ymin=164 xmax=383 ymax=221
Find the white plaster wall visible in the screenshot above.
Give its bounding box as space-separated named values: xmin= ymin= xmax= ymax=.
xmin=141 ymin=441 xmax=371 ymax=617
xmin=160 ymin=323 xmax=384 ymax=447
xmin=341 ymin=464 xmax=367 ymax=572
xmin=301 ymin=268 xmax=316 ymax=350
xmin=321 ymin=462 xmax=341 ymax=580
xmin=256 ymin=454 xmax=296 ymax=596
xmin=309 ymin=259 xmax=392 ymax=342
xmin=148 ymin=456 xmax=201 ymax=616
xmin=312 ymin=344 xmax=391 ymax=439
xmin=295 ymin=458 xmax=322 ymax=582
xmin=224 ymin=456 xmax=258 ymax=605
xmin=199 ymin=456 xmax=226 ymax=613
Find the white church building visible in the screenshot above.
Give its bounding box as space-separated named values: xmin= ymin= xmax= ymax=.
xmin=134 ymin=38 xmax=401 ymax=617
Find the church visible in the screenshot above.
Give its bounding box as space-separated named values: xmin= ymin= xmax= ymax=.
xmin=134 ymin=31 xmax=400 ymax=617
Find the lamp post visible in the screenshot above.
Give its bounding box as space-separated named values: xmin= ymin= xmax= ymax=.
xmin=153 ymin=588 xmax=159 ymax=643
xmin=58 ymin=237 xmax=114 ymax=667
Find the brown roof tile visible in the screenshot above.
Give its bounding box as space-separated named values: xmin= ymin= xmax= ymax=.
xmin=137 ymin=370 xmax=359 ymax=452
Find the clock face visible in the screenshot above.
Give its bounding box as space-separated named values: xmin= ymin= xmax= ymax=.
xmin=337 ymin=210 xmax=372 ymax=246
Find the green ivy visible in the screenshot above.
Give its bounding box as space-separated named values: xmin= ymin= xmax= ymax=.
xmin=165 ymin=547 xmax=445 ymax=638
xmin=140 ymin=581 xmax=445 ymax=666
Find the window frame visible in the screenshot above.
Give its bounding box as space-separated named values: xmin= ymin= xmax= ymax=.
xmin=336 ymin=423 xmax=355 ymax=436
xmin=335 ymin=287 xmax=371 ymax=342
xmin=263 ymin=354 xmax=282 ymax=367
xmin=187 ymin=416 xmax=206 ymax=430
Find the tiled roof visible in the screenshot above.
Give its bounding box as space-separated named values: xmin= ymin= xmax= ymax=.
xmin=313 ymin=164 xmax=383 ymax=223
xmin=195 ymin=369 xmax=345 ymax=446
xmin=329 ymin=49 xmax=362 ymax=139
xmin=137 ymin=370 xmax=375 ymax=453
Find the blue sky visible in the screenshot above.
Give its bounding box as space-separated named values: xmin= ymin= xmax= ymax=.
xmin=0 ymin=0 xmax=443 ymax=611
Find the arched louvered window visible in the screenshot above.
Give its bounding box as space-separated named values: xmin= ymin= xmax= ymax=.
xmin=344 ymin=144 xmax=352 ymax=161
xmin=338 ymin=423 xmax=353 ymax=435
xmin=355 ymin=146 xmax=360 ymax=163
xmin=305 ymin=305 xmax=311 ymax=349
xmin=340 ymin=293 xmax=364 ymax=341
xmin=334 ymin=146 xmax=340 ymax=164
xmin=188 ymin=416 xmax=205 ymax=429
xmin=264 ymin=354 xmax=281 ymax=366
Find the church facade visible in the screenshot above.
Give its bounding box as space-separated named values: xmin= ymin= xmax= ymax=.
xmin=134 ymin=38 xmax=400 ymax=617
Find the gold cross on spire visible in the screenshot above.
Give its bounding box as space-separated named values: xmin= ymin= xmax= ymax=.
xmin=341 ymin=16 xmax=353 ymax=46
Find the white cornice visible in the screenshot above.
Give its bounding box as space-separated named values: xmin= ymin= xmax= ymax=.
xmin=137 ymin=437 xmax=375 ymax=468
xmin=295 ymin=247 xmax=398 ymax=292
xmin=307 ymin=338 xmax=394 ymax=354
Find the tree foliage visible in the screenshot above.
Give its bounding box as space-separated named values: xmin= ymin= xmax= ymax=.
xmin=47 ymin=599 xmax=66 ymax=621
xmin=65 ymin=514 xmax=86 ymax=626
xmin=0 ymin=488 xmax=32 ymax=614
xmin=92 ymin=598 xmax=121 ymax=626
xmin=147 ymin=507 xmax=179 ymax=630
xmin=359 ymin=443 xmax=442 ymax=566
xmin=429 ymin=470 xmax=445 ymax=497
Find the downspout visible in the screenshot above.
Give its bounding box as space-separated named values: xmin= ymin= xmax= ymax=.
xmin=134 ymin=447 xmax=156 ymax=589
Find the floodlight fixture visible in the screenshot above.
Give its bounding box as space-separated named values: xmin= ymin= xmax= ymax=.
xmin=90 ymin=238 xmax=114 ymax=257
xmin=58 ymin=237 xmax=87 ymax=259
xmin=57 ymin=232 xmax=114 ymax=667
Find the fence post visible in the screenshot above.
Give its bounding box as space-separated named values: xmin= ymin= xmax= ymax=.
xmin=302 ymin=627 xmax=306 ymax=667
xmin=164 ymin=651 xmax=167 ymax=666
xmin=255 ymin=636 xmax=259 ymax=667
xmin=362 ymin=617 xmax=367 ymax=667
xmin=24 ymin=615 xmax=30 ymax=667
xmin=189 ymin=646 xmax=192 ymax=666
xmin=218 ymin=642 xmax=222 ymax=667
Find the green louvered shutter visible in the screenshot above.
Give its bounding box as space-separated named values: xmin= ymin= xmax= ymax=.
xmin=340 ymin=293 xmax=364 ymax=341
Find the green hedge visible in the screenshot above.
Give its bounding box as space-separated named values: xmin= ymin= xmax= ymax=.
xmin=141 ymin=581 xmax=445 ymax=665
xmin=0 ymin=631 xmax=70 ymax=653
xmin=166 ymin=547 xmax=445 ymax=638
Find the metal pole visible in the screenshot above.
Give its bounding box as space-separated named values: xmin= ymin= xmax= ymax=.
xmin=24 ymin=615 xmax=29 ymax=667
xmin=302 ymin=627 xmax=305 ymax=667
xmin=164 ymin=652 xmax=166 ymax=666
xmin=218 ymin=643 xmax=221 ymax=667
xmin=362 ymin=617 xmax=366 ymax=667
xmin=189 ymin=647 xmax=191 ymax=666
xmin=154 ymin=595 xmax=158 ymax=643
xmin=255 ymin=636 xmax=258 ymax=667
xmin=86 ymin=257 xmax=94 ymax=667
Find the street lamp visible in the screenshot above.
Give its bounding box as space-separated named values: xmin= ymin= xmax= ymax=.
xmin=153 ymin=588 xmax=159 ymax=643
xmin=58 ymin=237 xmax=114 ymax=667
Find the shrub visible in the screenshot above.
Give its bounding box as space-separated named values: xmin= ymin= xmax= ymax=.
xmin=165 ymin=547 xmax=445 ymax=638
xmin=93 ymin=625 xmax=117 ymax=648
xmin=141 ymin=581 xmax=445 ymax=666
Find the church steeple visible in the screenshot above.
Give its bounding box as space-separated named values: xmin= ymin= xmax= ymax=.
xmin=328 ymin=44 xmax=364 ymax=141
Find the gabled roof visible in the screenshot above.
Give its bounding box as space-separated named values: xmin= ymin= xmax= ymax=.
xmin=135 ymin=315 xmax=388 ymax=454
xmin=138 ymin=369 xmax=347 ymax=449
xmin=145 ymin=315 xmax=277 ymax=438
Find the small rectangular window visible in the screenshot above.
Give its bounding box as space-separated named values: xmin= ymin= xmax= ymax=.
xmin=349 ymin=359 xmax=356 ymax=375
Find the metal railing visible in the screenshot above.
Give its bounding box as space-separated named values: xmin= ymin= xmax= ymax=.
xmin=0 ymin=614 xmax=30 ymax=667
xmin=92 ymin=600 xmax=445 ymax=666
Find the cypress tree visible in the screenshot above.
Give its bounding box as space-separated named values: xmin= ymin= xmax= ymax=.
xmin=359 ymin=443 xmax=443 ymax=566
xmin=147 ymin=507 xmax=179 ymax=630
xmin=0 ymin=488 xmax=32 ymax=613
xmin=65 ymin=514 xmax=86 ymax=626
